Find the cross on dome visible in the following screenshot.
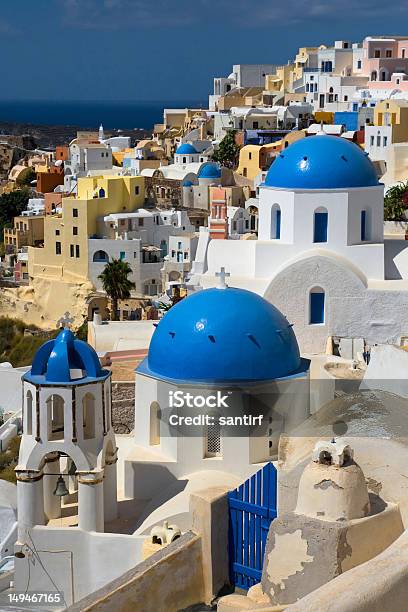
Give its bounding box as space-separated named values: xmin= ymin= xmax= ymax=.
xmin=57 ymin=311 xmax=74 ymax=329
xmin=215 ymin=267 xmax=230 ymax=289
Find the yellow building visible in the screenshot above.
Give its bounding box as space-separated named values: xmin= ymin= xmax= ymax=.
xmin=315 ymin=111 xmax=335 ymax=125
xmin=374 ymin=99 xmax=408 ymax=142
xmin=4 ymin=215 xmax=44 ymax=253
xmin=237 ymin=132 xmax=306 ymax=181
xmin=265 ymin=64 xmax=296 ymax=95
xmin=216 ymin=88 xmax=263 ymax=111
xmin=29 ymin=174 xmax=145 ymax=282
xmin=293 ymin=46 xmax=321 ymax=81
xmin=237 ymin=145 xmax=277 ymax=180
xmin=263 ymin=47 xmax=320 ymax=101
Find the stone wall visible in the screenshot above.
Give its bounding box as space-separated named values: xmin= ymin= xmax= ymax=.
xmin=111 ymin=382 xmax=135 ymax=434
xmin=144 ymin=176 xmax=182 ymax=206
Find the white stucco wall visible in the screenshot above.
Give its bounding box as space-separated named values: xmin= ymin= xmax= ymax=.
xmin=14 ymin=526 xmax=145 ymax=607
xmin=88 ymin=238 xmax=162 ymax=294
xmin=361 ymin=344 xmax=408 ymax=397
xmin=126 ymin=369 xmax=310 ymax=501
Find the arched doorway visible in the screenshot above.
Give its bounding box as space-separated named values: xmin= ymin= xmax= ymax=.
xmin=309 ymin=286 xmax=325 ymax=324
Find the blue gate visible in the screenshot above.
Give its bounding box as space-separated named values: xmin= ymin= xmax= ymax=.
xmin=228 ymin=462 xmax=277 ymax=590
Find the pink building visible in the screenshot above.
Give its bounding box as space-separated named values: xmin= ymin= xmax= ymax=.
xmin=363 ymin=37 xmax=408 ymax=90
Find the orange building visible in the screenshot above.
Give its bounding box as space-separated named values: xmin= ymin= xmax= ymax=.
xmin=36 ymin=166 xmax=64 ymax=194
xmin=56 ymin=146 xmax=69 ymax=161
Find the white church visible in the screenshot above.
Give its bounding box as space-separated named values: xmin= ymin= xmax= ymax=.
xmin=191 ymin=133 xmax=408 ymax=353
xmin=12 ymin=132 xmax=408 ymax=607
xmin=12 ymin=283 xmax=312 ymax=604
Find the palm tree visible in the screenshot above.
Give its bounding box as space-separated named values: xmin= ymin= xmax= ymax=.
xmin=98 ymin=258 xmax=135 ymax=321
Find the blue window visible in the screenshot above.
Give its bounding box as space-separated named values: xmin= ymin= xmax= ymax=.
xmin=314 ymin=211 xmax=328 ymax=243
xmin=275 ymin=209 xmax=281 ymax=239
xmin=310 ymin=288 xmax=325 ymax=324
xmin=271 ymin=205 xmax=281 ymax=239
xmin=361 ymin=210 xmax=367 ymax=241
xmin=99 ymin=188 xmax=105 ymax=198
xmin=120 ymin=251 xmax=125 ymax=260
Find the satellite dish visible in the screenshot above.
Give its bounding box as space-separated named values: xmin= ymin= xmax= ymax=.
xmin=54 ymin=159 xmax=63 ymax=167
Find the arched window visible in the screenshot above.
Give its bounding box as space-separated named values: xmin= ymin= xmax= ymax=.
xmin=26 ymin=390 xmax=33 ymax=435
xmin=46 ymin=395 xmax=65 ymax=441
xmin=83 ymin=393 xmax=96 ymax=440
xmin=99 ymin=188 xmax=105 ymax=198
xmin=93 ymin=250 xmax=109 ymax=263
xmin=313 ymin=207 xmax=328 ymax=243
xmin=361 ymin=210 xmax=368 ymax=241
xmin=309 ymin=287 xmax=325 ymax=325
xmin=149 ymin=402 xmax=161 ymax=445
xmin=271 ymin=204 xmax=281 ymax=239
xmin=371 ymin=71 xmax=377 ymax=81
xmin=380 ymin=70 xmax=388 ymax=82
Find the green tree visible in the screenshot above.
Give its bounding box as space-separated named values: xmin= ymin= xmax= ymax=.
xmin=212 ymin=130 xmax=240 ymax=169
xmin=384 ymin=181 xmax=408 ymax=221
xmin=98 ymin=258 xmax=135 ymax=320
xmin=0 ymin=188 xmax=31 ymax=239
xmin=16 ymin=167 xmax=36 ymax=187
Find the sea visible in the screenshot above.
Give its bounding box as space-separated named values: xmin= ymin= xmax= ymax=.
xmin=0 ymin=99 xmax=206 ymax=131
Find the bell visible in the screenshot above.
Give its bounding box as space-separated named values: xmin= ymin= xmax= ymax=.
xmin=53 ymin=475 xmax=69 ymax=497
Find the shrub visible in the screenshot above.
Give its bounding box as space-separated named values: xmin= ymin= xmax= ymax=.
xmin=384 ymin=181 xmax=408 ymax=222
xmin=16 ymin=167 xmax=36 ymax=187
xmin=0 ymin=463 xmax=17 ymax=484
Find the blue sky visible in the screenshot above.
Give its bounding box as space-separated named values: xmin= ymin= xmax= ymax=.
xmin=1 ymin=0 xmax=408 ymax=101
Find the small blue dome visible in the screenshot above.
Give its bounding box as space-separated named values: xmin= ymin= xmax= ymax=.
xmin=183 ymin=180 xmax=193 ymax=187
xmin=176 ymin=143 xmax=197 ymax=155
xmin=24 ymin=328 xmax=109 ymax=385
xmin=265 ymin=135 xmax=379 ymax=189
xmin=139 ymin=287 xmax=302 ymax=384
xmin=198 ymin=163 xmax=222 ymax=180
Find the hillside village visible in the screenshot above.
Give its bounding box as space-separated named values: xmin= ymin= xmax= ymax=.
xmin=2 ymin=34 xmax=408 ymax=612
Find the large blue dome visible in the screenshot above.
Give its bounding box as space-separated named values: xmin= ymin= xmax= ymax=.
xmin=139 ymin=287 xmax=302 ymax=384
xmin=265 ymin=135 xmax=379 ymax=189
xmin=176 ymin=143 xmax=197 ymax=155
xmin=198 ymin=163 xmax=222 ymax=179
xmin=24 ymin=328 xmax=109 ymax=385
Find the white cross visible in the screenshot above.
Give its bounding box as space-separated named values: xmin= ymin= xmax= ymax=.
xmin=215 ymin=267 xmax=230 ymax=289
xmin=57 ymin=312 xmax=74 ymax=329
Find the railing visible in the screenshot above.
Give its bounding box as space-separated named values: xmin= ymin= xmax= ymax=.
xmin=303 ymin=67 xmax=330 ymax=73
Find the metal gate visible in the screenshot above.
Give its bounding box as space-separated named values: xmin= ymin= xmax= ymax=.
xmin=228 ymin=462 xmax=277 ymax=590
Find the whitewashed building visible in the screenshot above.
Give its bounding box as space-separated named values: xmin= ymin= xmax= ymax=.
xmin=190 ymin=133 xmax=408 ymax=353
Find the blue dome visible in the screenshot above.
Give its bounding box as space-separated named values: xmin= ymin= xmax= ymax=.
xmin=198 ymin=163 xmax=222 ymax=180
xmin=24 ymin=328 xmax=109 ymax=385
xmin=265 ymin=135 xmax=379 ymax=189
xmin=183 ymin=180 xmax=193 ymax=187
xmin=139 ymin=287 xmax=302 ymax=384
xmin=176 ymin=143 xmax=197 ymax=155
